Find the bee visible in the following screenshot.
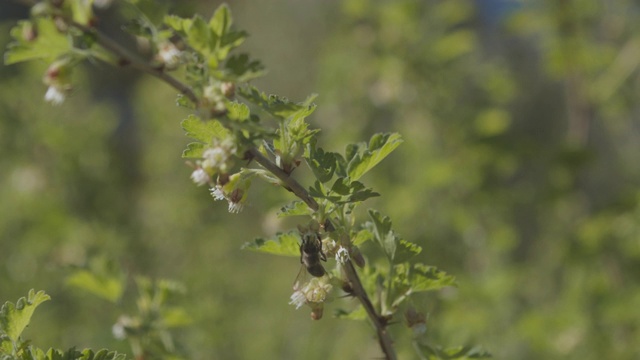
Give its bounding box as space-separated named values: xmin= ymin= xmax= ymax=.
xmin=293 ymin=228 xmax=327 ymax=291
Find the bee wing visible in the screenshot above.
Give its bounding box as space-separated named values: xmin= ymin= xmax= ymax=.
xmin=293 ymin=264 xmax=309 ymax=291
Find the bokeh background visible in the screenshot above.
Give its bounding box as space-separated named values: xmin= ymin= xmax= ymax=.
xmin=2 ymin=0 xmax=640 ymax=359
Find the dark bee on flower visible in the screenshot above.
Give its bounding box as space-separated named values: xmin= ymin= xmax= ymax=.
xmin=299 ymin=230 xmax=327 ymax=277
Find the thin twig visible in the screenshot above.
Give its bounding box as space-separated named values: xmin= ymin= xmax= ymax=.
xmin=68 ymin=18 xmax=397 ymax=360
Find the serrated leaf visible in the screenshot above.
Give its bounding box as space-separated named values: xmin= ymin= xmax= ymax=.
xmin=409 ymin=263 xmax=457 ymax=293
xmin=181 ymin=115 xmax=229 ymax=143
xmin=334 ymin=305 xmax=367 ymax=320
xmin=367 ymin=210 xmax=398 ymax=260
xmin=278 ymin=201 xmax=312 ymax=217
xmin=305 ymin=141 xmax=337 ymax=183
xmin=209 ymin=4 xmax=232 ymax=37
xmin=164 ymin=15 xmax=192 ymax=33
xmin=242 ymin=232 xmax=300 ymax=257
xmin=4 ymin=19 xmax=71 ymax=65
xmin=65 ymin=258 xmax=124 ymax=303
xmin=417 ymin=344 xmax=492 ymax=359
xmin=352 ymin=228 xmax=374 ymax=246
xmin=347 ymin=133 xmax=403 ymax=181
xmin=161 ymin=307 xmax=192 ymax=327
xmin=239 ymin=86 xmax=317 ymax=120
xmin=187 ymin=15 xmax=216 ymax=59
xmin=224 ymin=53 xmax=265 ymax=82
xmin=181 ymin=142 xmax=206 ymax=158
xmin=0 ymin=290 xmax=50 ymax=342
xmin=226 ymin=101 xmax=250 ymax=122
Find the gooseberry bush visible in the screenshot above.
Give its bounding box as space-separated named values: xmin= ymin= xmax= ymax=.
xmin=2 ymin=1 xmax=490 ymax=359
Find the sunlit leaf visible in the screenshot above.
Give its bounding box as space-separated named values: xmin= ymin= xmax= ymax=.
xmin=181 ymin=115 xmax=229 ymax=143
xmin=66 ymin=257 xmax=125 ymax=303
xmin=182 ymin=142 xmax=206 ymax=158
xmin=4 ymin=19 xmax=71 ymax=65
xmin=278 ymin=201 xmax=313 ymax=217
xmin=242 ymin=231 xmax=300 ymax=257
xmin=409 ymin=263 xmax=457 ymax=293
xmin=0 ymin=290 xmax=50 ymax=342
xmin=334 ymin=305 xmax=367 ymax=320
xmin=347 ymin=133 xmax=403 ymax=181
xmin=305 ymin=141 xmax=338 ymax=183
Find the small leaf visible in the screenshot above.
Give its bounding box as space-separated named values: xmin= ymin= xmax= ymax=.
xmin=242 ymin=232 xmax=300 ymax=257
xmin=4 ymin=19 xmax=71 ymax=65
xmin=305 ymin=141 xmax=337 ymax=183
xmin=0 ymin=290 xmax=51 ymax=342
xmin=408 ymin=263 xmax=457 ymax=293
xmin=367 ymin=210 xmax=398 ymax=260
xmin=186 ymin=15 xmax=215 ymax=58
xmin=334 ymin=306 xmax=367 ymax=320
xmin=278 ymin=201 xmax=312 ymax=217
xmin=65 ymin=258 xmax=125 ymax=303
xmin=417 ymin=343 xmax=492 ymax=359
xmin=182 ymin=142 xmax=206 ymax=159
xmin=224 ymin=53 xmax=264 ymax=82
xmin=161 ymin=307 xmax=192 ymax=327
xmin=226 ymin=101 xmax=250 ymax=122
xmin=347 ymin=133 xmax=403 ymax=181
xmin=181 ymin=115 xmax=229 ymax=142
xmin=352 ymin=228 xmax=374 ymax=246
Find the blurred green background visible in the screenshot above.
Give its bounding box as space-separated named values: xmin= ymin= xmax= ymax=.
xmin=2 ymin=0 xmax=640 ymax=359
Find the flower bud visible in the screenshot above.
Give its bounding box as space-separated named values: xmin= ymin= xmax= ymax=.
xmin=221 ymin=82 xmax=235 ymax=98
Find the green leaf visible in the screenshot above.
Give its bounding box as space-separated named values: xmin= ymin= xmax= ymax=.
xmin=65 ymin=258 xmax=125 ymax=303
xmin=367 ymin=209 xmax=398 ymax=260
xmin=187 ymin=15 xmax=216 ymax=60
xmin=334 ymin=305 xmax=367 ymax=320
xmin=242 ymin=232 xmax=300 ymax=257
xmin=209 ymin=4 xmax=232 ymax=37
xmin=182 ymin=142 xmax=206 ymax=159
xmin=226 ymin=101 xmax=251 ymax=122
xmin=239 ymin=86 xmax=317 ymax=121
xmin=402 ymin=263 xmax=457 ymax=293
xmin=4 ymin=19 xmax=71 ymax=65
xmin=347 ymin=133 xmax=403 ymax=181
xmin=305 ymin=141 xmax=338 ymax=183
xmin=278 ymin=201 xmax=313 ymax=217
xmin=0 ymin=290 xmax=51 ymax=342
xmin=352 ymin=228 xmax=374 ymax=246
xmin=161 ymin=307 xmax=192 ymax=328
xmin=417 ymin=344 xmax=492 ymax=359
xmin=164 ymin=15 xmax=192 ymax=34
xmin=224 ymin=53 xmax=265 ymax=82
xmin=181 ymin=115 xmax=229 ymax=143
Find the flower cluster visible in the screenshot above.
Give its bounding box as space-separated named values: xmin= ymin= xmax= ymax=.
xmin=289 ymin=276 xmax=333 ymax=320
xmin=189 ymin=137 xmax=237 ymax=187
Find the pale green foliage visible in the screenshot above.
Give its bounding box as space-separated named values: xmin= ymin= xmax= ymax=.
xmin=0 ymin=291 xmax=125 ymax=360
xmin=2 ymin=1 xmax=489 ymax=359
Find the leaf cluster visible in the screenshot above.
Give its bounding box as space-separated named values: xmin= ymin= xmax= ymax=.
xmin=0 ymin=290 xmax=124 ymax=360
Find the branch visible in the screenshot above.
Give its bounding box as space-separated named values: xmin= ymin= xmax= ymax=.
xmin=69 ymin=21 xmax=199 ymax=105
xmin=68 ymin=18 xmax=397 ymax=360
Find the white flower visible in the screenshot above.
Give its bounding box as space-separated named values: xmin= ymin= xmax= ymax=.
xmin=157 ymin=42 xmax=182 ymax=69
xmin=190 ymin=168 xmax=210 ymax=186
xmin=289 ymin=290 xmax=307 ymax=309
xmin=44 ymin=86 xmax=65 ymax=105
xmin=289 ymin=277 xmax=333 ymax=310
xmin=335 ymin=246 xmax=350 ymax=264
xmin=228 ymin=201 xmax=244 ymax=213
xmin=210 ymin=186 xmax=225 ymax=201
xmin=203 ymin=147 xmax=227 ymax=168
